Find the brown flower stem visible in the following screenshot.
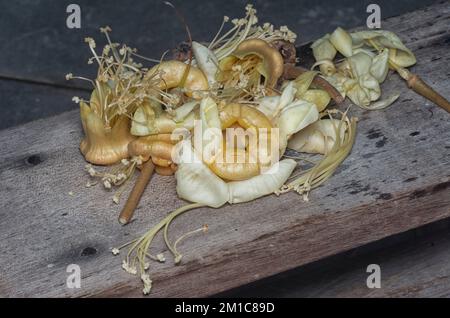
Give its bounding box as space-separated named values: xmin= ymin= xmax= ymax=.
xmin=407 ymin=73 xmax=450 ymax=113
xmin=393 ymin=64 xmax=450 ymax=114
xmin=283 ymin=64 xmax=345 ymax=104
xmin=118 ymin=160 xmax=155 ymax=225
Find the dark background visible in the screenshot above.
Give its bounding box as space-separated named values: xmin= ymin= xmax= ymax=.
xmin=0 ymin=0 xmax=440 ymax=130
xmin=1 ymin=0 xmax=448 ymax=297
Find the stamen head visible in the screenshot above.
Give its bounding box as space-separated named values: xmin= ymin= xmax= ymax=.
xmin=84 ymin=37 xmax=96 ymax=48
xmin=100 ymin=26 xmax=112 ymax=33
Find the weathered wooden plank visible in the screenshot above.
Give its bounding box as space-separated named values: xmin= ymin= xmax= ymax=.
xmin=217 ymin=221 xmax=450 ymax=297
xmin=0 ymin=3 xmax=449 ymax=297
xmin=0 ymin=0 xmax=439 ymax=90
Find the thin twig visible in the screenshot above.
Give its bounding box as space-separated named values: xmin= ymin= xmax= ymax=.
xmin=118 ymin=160 xmax=155 ymax=225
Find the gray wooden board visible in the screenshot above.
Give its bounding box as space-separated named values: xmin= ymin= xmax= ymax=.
xmin=0 ymin=3 xmax=449 ymax=297
xmin=218 ymin=222 xmax=450 ymax=297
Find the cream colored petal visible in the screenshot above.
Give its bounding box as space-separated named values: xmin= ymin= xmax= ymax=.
xmin=347 ymin=52 xmax=373 ymax=77
xmin=311 ymin=34 xmax=337 ymax=61
xmin=130 ymin=105 xmax=154 ymax=136
xmin=330 ymin=27 xmax=353 ymax=57
xmin=293 ymin=71 xmax=318 ymax=97
xmin=192 ymin=41 xmax=219 ymax=86
xmin=175 ymin=142 xmax=229 ymax=208
xmin=288 ymin=119 xmax=345 ymax=154
xmin=228 ymin=159 xmax=297 ymax=204
xmin=279 ymin=81 xmax=297 ymax=110
xmin=351 ymin=30 xmax=416 ymax=67
xmin=301 ymin=89 xmax=331 ymax=112
xmin=312 ymin=60 xmax=336 ymax=76
xmin=174 ymin=101 xmax=198 ymax=122
xmin=359 ymin=94 xmax=400 ymax=110
xmin=370 ymin=49 xmax=390 ymax=83
xmin=278 ymin=100 xmax=319 ymax=137
xmin=256 ymin=95 xmax=281 ymax=117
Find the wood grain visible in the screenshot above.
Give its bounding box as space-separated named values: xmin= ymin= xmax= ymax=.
xmin=0 ymin=2 xmax=449 ymax=297
xmin=217 ymin=222 xmax=450 ymax=297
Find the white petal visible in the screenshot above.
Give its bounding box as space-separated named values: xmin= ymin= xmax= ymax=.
xmin=174 ymin=101 xmax=198 ymax=122
xmin=278 ymin=100 xmax=319 ymax=137
xmin=175 ymin=143 xmax=229 ymax=208
xmin=347 ymin=52 xmax=373 ymax=77
xmin=330 ymin=27 xmax=353 ymax=57
xmin=288 ymin=119 xmax=345 ymax=154
xmin=228 ymin=159 xmax=297 ymax=204
xmin=256 ymin=96 xmax=281 ymax=117
xmin=311 ymin=34 xmax=337 ymax=61
xmin=370 ymin=49 xmax=390 ymax=83
xmin=279 ymin=82 xmax=297 ymax=111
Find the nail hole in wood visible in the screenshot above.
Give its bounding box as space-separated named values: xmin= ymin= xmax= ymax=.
xmin=25 ymin=154 xmax=42 ymax=166
xmin=81 ymin=247 xmax=97 ymax=256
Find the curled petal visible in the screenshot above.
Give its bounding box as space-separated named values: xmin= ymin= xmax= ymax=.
xmin=175 ymin=142 xmax=229 ymax=208
xmin=256 ymin=95 xmax=281 ymax=117
xmin=370 ymin=49 xmax=390 ymax=83
xmin=330 ymin=27 xmax=353 ymax=58
xmin=288 ymin=119 xmax=345 ymax=154
xmin=278 ymin=100 xmax=319 ymax=137
xmin=174 ymin=101 xmax=199 ymax=122
xmin=359 ymin=94 xmax=400 ymax=110
xmin=351 ymin=30 xmax=416 ymax=67
xmin=301 ymin=89 xmax=331 ymax=112
xmin=228 ymin=159 xmax=297 ymax=204
xmin=293 ymin=71 xmax=318 ymax=97
xmin=192 ymin=41 xmax=219 ymax=86
xmin=311 ymin=34 xmax=337 ymax=61
xmin=347 ymin=52 xmax=373 ymax=77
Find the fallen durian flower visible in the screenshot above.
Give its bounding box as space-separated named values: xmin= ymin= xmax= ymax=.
xmin=311 ymin=27 xmax=450 ymax=112
xmin=68 ymin=27 xmax=182 ymax=164
xmin=323 ymin=50 xmax=398 ymax=109
xmin=207 ymin=4 xmax=297 ymax=62
xmin=112 ymin=142 xmax=296 ymax=294
xmin=197 ymin=97 xmax=276 ymax=181
xmin=130 ymin=102 xmax=197 ymax=136
xmin=175 ymin=141 xmax=297 ymax=206
xmin=145 ymin=60 xmax=209 ymax=99
xmin=357 ymin=31 xmax=449 ymax=112
xmin=70 ymin=5 xmax=374 ymax=296
xmin=79 ymin=99 xmax=135 ymax=165
xmin=280 ymin=110 xmax=357 ymax=200
xmin=350 ymin=30 xmax=416 ymax=68
xmin=232 ymin=38 xmax=284 ymax=89
xmin=288 ymin=119 xmax=345 ymax=154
